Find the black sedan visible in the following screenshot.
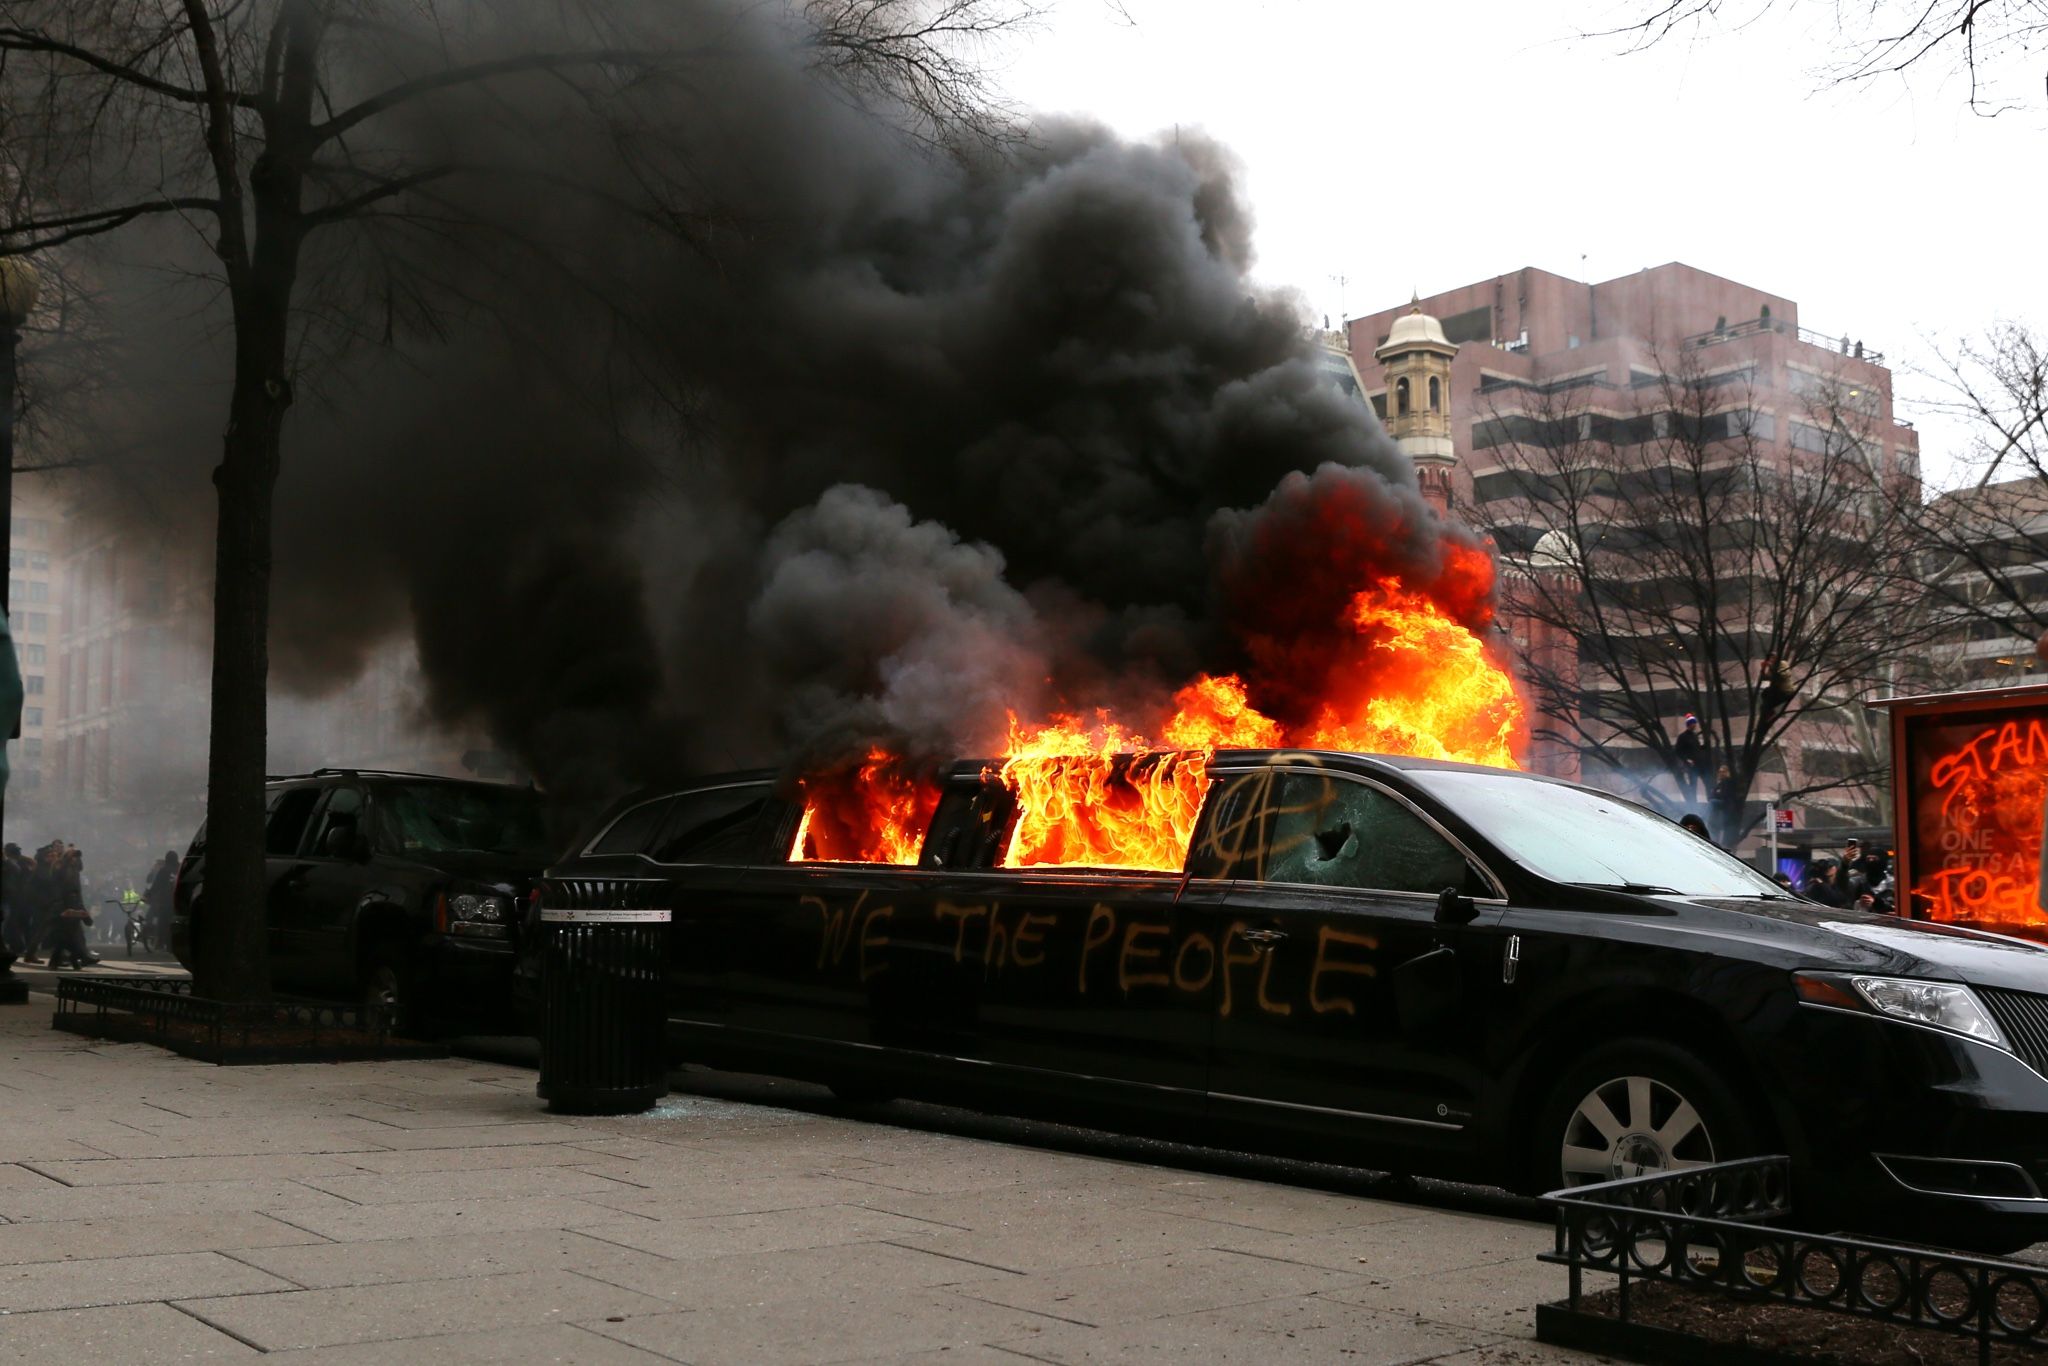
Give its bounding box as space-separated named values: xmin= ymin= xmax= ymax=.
xmin=545 ymin=750 xmax=2048 ymax=1252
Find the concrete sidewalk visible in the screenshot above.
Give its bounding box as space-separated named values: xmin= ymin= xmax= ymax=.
xmin=0 ymin=995 xmax=1587 ymax=1364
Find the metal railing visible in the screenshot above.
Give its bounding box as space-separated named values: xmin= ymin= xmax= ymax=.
xmin=1542 ymin=1156 xmax=2048 ymax=1364
xmin=1680 ymin=317 xmax=1886 ymax=367
xmin=53 ymin=974 xmax=396 ymax=1058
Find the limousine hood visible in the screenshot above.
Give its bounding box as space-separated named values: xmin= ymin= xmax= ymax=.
xmin=1687 ymin=897 xmax=2048 ymax=993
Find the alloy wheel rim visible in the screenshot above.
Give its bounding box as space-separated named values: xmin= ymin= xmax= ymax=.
xmin=1561 ymin=1074 xmax=1715 ymax=1186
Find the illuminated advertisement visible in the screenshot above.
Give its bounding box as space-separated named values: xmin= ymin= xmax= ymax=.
xmin=1899 ymin=696 xmax=2048 ymax=936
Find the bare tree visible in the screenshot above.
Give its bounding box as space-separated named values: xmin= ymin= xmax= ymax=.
xmin=0 ymin=0 xmax=1023 ymax=1002
xmin=1595 ymin=1 xmax=2047 ymax=115
xmin=1479 ymin=351 xmax=1935 ymax=845
xmin=1899 ymin=323 xmax=2048 ymax=672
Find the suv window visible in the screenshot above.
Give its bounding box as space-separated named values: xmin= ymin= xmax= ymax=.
xmin=266 ymin=787 xmax=323 ymax=856
xmin=372 ymin=782 xmax=551 ymax=859
xmin=1200 ymin=769 xmax=1481 ymax=896
xmin=306 ymin=786 xmax=367 ymax=859
xmin=589 ymin=797 xmax=676 ymax=857
xmin=649 ymin=783 xmax=777 ymax=864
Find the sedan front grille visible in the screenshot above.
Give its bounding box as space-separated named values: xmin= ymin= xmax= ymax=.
xmin=1977 ymin=986 xmax=2048 ymax=1077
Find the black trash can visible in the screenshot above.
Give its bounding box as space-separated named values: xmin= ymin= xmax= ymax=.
xmin=536 ymin=905 xmax=670 ymax=1116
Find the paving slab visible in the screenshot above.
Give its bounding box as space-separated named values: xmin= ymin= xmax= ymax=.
xmin=27 ymin=1154 xmax=372 ymax=1188
xmin=327 ymin=1143 xmax=650 ymax=1176
xmin=0 ymin=1249 xmax=295 ymax=1312
xmin=1319 ymin=1253 xmax=1569 ymax=1338
xmin=577 ymin=1171 xmax=901 ymax=1221
xmin=267 ymin=1193 xmax=656 ymax=1243
xmin=178 ymin=1268 xmax=672 ymax=1351
xmin=985 ymin=1292 xmax=1506 ymax=1364
xmin=575 ymin=1237 xmax=1018 ymax=1309
xmin=295 ymin=1164 xmax=638 ymax=1206
xmin=0 ymin=1301 xmax=258 ymax=1362
xmin=953 ymin=1245 xmax=1372 ymax=1327
xmin=224 ymin=1226 xmax=674 ymax=1291
xmin=587 ymin=1286 xmax=1063 ymax=1365
xmin=0 ymin=1211 xmax=325 ymax=1267
xmin=845 ymin=1187 xmax=1251 ymax=1274
xmin=575 ymin=1202 xmax=947 ymax=1262
xmin=259 ymin=1323 xmax=675 ymax=1365
xmin=1201 ymin=1207 xmax=1551 ymax=1280
xmin=0 ymin=1176 xmax=356 ymax=1223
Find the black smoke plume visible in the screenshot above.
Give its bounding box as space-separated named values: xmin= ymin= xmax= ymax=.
xmin=47 ymin=0 xmax=1474 ymax=802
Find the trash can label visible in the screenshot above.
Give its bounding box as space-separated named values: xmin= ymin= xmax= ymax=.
xmin=539 ymin=907 xmax=672 ymax=923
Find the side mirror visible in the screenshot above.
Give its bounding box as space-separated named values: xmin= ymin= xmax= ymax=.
xmin=1435 ymin=886 xmax=1479 ymax=927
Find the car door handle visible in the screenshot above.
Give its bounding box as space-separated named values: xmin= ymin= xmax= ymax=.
xmin=1239 ymin=928 xmax=1287 ymax=946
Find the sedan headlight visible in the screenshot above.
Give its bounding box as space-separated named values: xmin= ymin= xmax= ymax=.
xmin=1797 ymin=971 xmax=2005 ymax=1048
xmin=1850 ymin=977 xmax=2005 ymax=1047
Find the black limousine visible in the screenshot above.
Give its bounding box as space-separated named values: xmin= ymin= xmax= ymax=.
xmin=544 ymin=749 xmax=2048 ymax=1252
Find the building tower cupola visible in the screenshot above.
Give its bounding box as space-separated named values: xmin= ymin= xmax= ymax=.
xmin=1374 ymin=300 xmax=1459 ymax=516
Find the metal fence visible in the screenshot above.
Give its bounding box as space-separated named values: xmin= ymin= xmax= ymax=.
xmin=53 ymin=974 xmax=405 ymax=1061
xmin=1542 ymin=1156 xmax=2048 ymax=1364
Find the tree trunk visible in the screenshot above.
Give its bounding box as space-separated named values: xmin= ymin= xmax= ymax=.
xmin=193 ymin=353 xmax=289 ymax=1002
xmin=188 ymin=0 xmax=320 ymax=1003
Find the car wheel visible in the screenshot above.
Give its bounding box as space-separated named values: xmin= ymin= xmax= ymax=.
xmin=1536 ymin=1039 xmax=1759 ymax=1193
xmin=362 ymin=955 xmax=431 ymax=1038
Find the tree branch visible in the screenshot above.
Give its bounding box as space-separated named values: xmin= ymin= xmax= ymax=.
xmin=308 ymin=48 xmax=692 ymax=146
xmin=0 ymin=197 xmax=222 ymax=252
xmin=0 ymin=25 xmax=263 ymax=109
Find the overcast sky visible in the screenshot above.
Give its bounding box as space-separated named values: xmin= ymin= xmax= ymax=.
xmin=999 ymin=0 xmax=2046 ymax=486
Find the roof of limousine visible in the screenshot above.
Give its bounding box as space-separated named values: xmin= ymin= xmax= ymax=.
xmin=658 ymin=751 xmax=1541 ymax=793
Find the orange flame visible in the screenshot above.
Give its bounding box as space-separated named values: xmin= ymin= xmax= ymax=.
xmin=791 ymin=575 xmax=1526 ymax=870
xmin=1161 ymin=675 xmax=1284 ymax=749
xmin=998 ymin=715 xmax=1211 ymax=872
xmin=790 ymin=748 xmax=939 ymax=865
xmin=1296 ymin=581 xmax=1524 ymax=768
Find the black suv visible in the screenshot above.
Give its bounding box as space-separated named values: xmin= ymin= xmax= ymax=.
xmin=170 ymin=770 xmax=555 ymax=1032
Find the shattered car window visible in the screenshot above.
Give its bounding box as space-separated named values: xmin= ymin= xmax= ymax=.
xmin=374 ymin=783 xmax=552 ymax=860
xmin=1255 ymin=772 xmax=1472 ymax=895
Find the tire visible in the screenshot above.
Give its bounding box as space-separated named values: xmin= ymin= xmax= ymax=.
xmin=1532 ymin=1038 xmax=1761 ymax=1195
xmin=362 ymin=952 xmax=431 ymax=1038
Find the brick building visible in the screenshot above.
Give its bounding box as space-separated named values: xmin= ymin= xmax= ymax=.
xmin=1347 ymin=263 xmax=1920 ymax=836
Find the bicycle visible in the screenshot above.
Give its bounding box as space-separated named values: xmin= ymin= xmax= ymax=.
xmin=116 ymin=899 xmax=152 ymax=958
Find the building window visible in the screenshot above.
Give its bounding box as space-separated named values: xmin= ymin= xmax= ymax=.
xmin=1395 ymin=378 xmax=1410 ymax=416
xmin=23 ymin=675 xmax=41 ymax=695
xmin=19 ymin=644 xmax=42 ymax=666
xmin=23 ymin=707 xmax=41 ymax=727
xmin=1428 ymin=376 xmax=1441 ymax=412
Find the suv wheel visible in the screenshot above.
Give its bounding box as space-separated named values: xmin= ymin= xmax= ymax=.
xmin=1536 ymin=1039 xmax=1758 ymax=1193
xmin=362 ymin=954 xmax=428 ymax=1038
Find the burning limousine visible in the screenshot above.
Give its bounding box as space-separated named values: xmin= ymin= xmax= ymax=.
xmin=544 ymin=745 xmax=2048 ymax=1253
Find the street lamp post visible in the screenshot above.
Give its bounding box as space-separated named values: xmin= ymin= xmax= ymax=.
xmin=0 ymin=257 xmax=39 ymax=1002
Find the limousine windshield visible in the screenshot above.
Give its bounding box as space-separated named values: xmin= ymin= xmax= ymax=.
xmin=1410 ymin=769 xmax=1785 ymax=897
